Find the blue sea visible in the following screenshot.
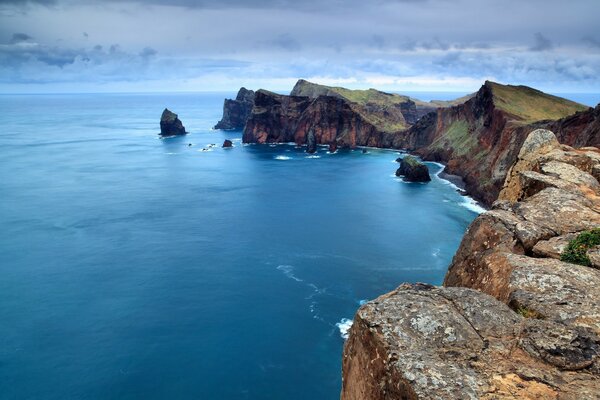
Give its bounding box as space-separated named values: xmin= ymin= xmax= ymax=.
xmin=0 ymin=92 xmax=483 ymax=399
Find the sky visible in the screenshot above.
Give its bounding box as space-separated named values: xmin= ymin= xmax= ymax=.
xmin=1 ymin=0 xmax=599 ymax=94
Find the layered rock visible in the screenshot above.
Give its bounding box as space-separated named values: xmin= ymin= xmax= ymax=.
xmin=383 ymin=82 xmax=589 ymax=206
xmin=545 ymin=103 xmax=600 ymax=148
xmin=243 ymin=90 xmax=384 ymax=150
xmin=395 ymin=156 xmax=431 ymax=182
xmin=342 ymin=130 xmax=600 ymax=399
xmin=160 ymin=108 xmax=186 ymax=136
xmin=214 ymin=87 xmax=255 ymax=130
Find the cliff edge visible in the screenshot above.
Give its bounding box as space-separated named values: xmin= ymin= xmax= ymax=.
xmin=342 ymin=129 xmax=600 ymax=399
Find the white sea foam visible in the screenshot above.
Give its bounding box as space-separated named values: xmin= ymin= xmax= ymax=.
xmin=336 ymin=318 xmax=353 ymax=340
xmin=432 ymin=248 xmax=441 ymax=257
xmin=431 ymin=161 xmax=486 ymax=214
xmin=358 ymin=299 xmax=368 ymax=305
xmin=274 ymin=155 xmax=291 ymax=160
xmin=276 ymin=265 xmax=303 ymax=282
xmin=305 ymin=155 xmax=321 ymax=159
xmin=459 ymin=197 xmax=487 ymax=214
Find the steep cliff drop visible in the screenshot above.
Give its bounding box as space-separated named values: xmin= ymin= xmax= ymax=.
xmin=214 ymin=87 xmax=255 ymax=130
xmin=341 ymin=130 xmax=600 ymax=400
xmin=385 ymin=82 xmax=590 ymax=206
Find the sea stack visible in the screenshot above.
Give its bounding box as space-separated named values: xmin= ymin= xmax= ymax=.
xmin=396 ymin=155 xmax=431 ymax=182
xmin=214 ymin=87 xmax=255 ymax=130
xmin=222 ymin=139 xmax=233 ymax=148
xmin=160 ymin=108 xmax=186 ymax=136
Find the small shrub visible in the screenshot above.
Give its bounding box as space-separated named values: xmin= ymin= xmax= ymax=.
xmin=560 ymin=228 xmax=600 ymax=267
xmin=515 ymin=305 xmax=544 ymax=319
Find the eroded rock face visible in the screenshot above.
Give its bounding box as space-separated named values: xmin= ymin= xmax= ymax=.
xmin=160 ymin=108 xmax=186 ymax=136
xmin=395 ymin=156 xmax=431 ymax=182
xmin=341 ymin=284 xmax=600 ymax=400
xmin=214 ymin=87 xmax=255 ymax=130
xmin=242 ymin=90 xmax=383 ymax=150
xmin=343 ymin=130 xmax=600 ymax=399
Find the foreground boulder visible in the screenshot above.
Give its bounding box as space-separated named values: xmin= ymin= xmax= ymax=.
xmin=342 ymin=284 xmax=600 ymax=400
xmin=395 ymin=155 xmax=431 ymax=182
xmin=160 ymin=108 xmax=186 ymax=136
xmin=214 ymin=87 xmax=255 ymax=130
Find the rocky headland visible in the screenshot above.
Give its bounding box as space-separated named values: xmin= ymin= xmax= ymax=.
xmin=214 ymin=87 xmax=255 ymax=130
xmin=160 ymin=108 xmax=186 ymax=136
xmin=233 ymin=79 xmax=597 ymax=207
xmin=341 ymin=129 xmax=600 ymax=399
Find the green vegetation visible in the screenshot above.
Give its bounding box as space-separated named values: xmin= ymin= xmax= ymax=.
xmin=487 ymin=81 xmax=587 ymax=124
xmin=515 ymin=305 xmax=545 ymax=319
xmin=560 ymin=228 xmax=600 ymax=267
xmin=429 ymin=120 xmax=479 ymax=157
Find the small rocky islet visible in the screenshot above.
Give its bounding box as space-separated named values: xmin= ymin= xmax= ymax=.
xmin=165 ymin=80 xmax=600 ymax=398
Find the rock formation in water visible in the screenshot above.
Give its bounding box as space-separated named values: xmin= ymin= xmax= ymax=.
xmin=214 ymin=87 xmax=255 ymax=130
xmin=160 ymin=108 xmax=187 ymax=136
xmin=222 ymin=139 xmax=233 ymax=148
xmin=395 ymin=155 xmax=431 ymax=182
xmin=341 ymin=129 xmax=600 ymax=399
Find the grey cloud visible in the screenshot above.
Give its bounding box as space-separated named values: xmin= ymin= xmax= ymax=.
xmin=9 ymin=32 xmax=32 ymax=43
xmin=583 ymin=36 xmax=600 ymax=49
xmin=530 ymin=32 xmax=553 ymax=51
xmin=270 ymin=34 xmax=301 ymax=51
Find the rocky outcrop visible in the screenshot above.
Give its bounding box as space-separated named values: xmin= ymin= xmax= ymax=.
xmin=160 ymin=108 xmax=186 ymax=136
xmin=395 ymin=156 xmax=431 ymax=182
xmin=342 ymin=130 xmax=600 ymax=399
xmin=382 ymin=82 xmax=590 ymax=206
xmin=214 ymin=87 xmax=255 ymax=130
xmin=242 ymin=90 xmax=384 ymax=150
xmin=222 ymin=139 xmax=233 ymax=148
xmin=342 ymin=283 xmax=600 ymax=400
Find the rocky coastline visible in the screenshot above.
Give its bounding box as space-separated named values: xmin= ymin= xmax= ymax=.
xmin=341 ymin=130 xmax=600 ymax=399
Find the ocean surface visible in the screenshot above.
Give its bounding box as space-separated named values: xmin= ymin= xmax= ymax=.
xmin=1 ymin=92 xmax=484 ymax=399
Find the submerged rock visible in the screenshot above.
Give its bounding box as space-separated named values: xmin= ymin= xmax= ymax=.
xmin=328 ymin=142 xmax=337 ymax=153
xmin=222 ymin=139 xmax=233 ymax=148
xmin=395 ymin=155 xmax=431 ymax=182
xmin=160 ymin=108 xmax=186 ymax=136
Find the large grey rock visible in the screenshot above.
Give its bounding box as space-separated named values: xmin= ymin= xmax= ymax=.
xmin=341 ymin=284 xmax=600 ymax=400
xmin=395 ymin=155 xmax=431 ymax=182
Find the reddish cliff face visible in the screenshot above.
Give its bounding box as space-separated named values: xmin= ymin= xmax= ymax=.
xmin=385 ymin=82 xmax=592 ymax=206
xmin=544 ymin=104 xmax=600 ymax=148
xmin=243 ymin=90 xmax=383 ymax=148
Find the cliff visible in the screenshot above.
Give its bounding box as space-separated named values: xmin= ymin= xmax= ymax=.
xmin=242 ymin=89 xmax=385 ymax=148
xmin=214 ymin=87 xmax=255 ymax=130
xmin=384 ymin=82 xmax=590 ymax=206
xmin=341 ymin=130 xmax=600 ymax=399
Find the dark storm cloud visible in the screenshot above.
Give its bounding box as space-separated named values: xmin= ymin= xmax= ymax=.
xmin=530 ymin=33 xmax=553 ymax=52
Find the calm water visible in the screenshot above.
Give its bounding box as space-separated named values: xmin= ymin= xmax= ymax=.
xmin=0 ymin=93 xmax=480 ymax=399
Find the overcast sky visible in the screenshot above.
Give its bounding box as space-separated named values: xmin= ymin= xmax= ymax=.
xmin=1 ymin=0 xmax=599 ymax=93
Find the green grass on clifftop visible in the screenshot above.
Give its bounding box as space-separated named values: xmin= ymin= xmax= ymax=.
xmin=487 ymin=81 xmax=588 ymax=123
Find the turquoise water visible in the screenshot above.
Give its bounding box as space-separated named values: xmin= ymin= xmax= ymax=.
xmin=0 ymin=93 xmax=479 ymax=399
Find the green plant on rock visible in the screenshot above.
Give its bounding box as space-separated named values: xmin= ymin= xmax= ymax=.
xmin=560 ymin=228 xmax=600 ymax=267
xmin=515 ymin=305 xmax=545 ymax=319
